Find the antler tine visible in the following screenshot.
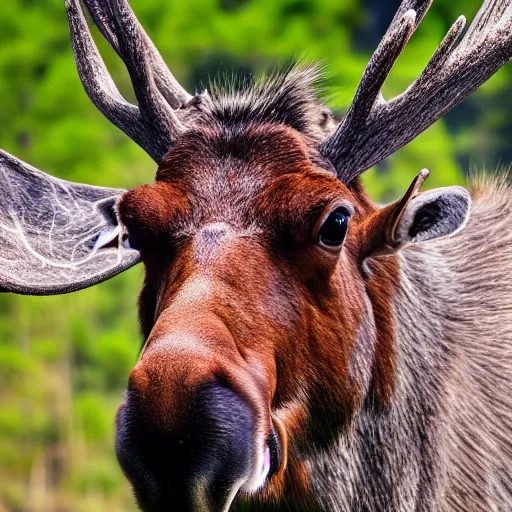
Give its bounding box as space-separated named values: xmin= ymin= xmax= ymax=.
xmin=319 ymin=1 xmax=432 ymax=181
xmin=338 ymin=0 xmax=433 ymax=123
xmin=391 ymin=0 xmax=432 ymax=28
xmin=107 ymin=0 xmax=184 ymax=134
xmin=461 ymin=0 xmax=511 ymax=48
xmin=82 ymin=0 xmax=193 ymax=109
xmin=64 ymin=0 xmax=184 ymax=163
xmin=65 ymin=0 xmax=141 ymax=146
xmin=330 ymin=11 xmax=417 ymax=147
xmin=321 ymin=0 xmax=512 ymax=184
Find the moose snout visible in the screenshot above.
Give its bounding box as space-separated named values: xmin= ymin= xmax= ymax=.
xmin=115 ymin=336 xmax=275 ymax=512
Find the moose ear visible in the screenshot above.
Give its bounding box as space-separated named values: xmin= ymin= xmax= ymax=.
xmin=394 ymin=185 xmax=471 ymax=246
xmin=0 ymin=150 xmax=140 ymax=295
xmin=360 ymin=169 xmax=471 ymax=260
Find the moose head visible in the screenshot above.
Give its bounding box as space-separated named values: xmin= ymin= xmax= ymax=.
xmin=1 ymin=0 xmax=511 ymax=510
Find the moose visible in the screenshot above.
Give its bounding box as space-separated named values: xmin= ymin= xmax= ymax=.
xmin=1 ymin=0 xmax=512 ymax=510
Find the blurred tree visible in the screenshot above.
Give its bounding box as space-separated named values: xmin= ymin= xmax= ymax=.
xmin=0 ymin=0 xmax=510 ymax=510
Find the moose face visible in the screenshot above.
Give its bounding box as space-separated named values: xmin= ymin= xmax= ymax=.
xmin=111 ymin=125 xmax=470 ymax=510
xmin=113 ymin=126 xmax=369 ymax=510
xmin=2 ymin=0 xmax=503 ymax=510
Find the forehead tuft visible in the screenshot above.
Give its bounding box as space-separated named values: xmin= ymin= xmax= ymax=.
xmin=152 ymin=66 xmax=339 ymax=227
xmin=203 ymin=65 xmax=327 ymax=136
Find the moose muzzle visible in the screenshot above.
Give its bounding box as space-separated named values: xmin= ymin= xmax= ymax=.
xmin=115 ymin=314 xmax=276 ymax=512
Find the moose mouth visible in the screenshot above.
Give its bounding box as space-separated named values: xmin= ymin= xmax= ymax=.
xmin=267 ymin=422 xmax=282 ymax=481
xmin=248 ymin=420 xmax=283 ymax=493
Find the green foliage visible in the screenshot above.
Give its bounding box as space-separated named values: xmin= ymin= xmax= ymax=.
xmin=0 ymin=0 xmax=510 ymax=510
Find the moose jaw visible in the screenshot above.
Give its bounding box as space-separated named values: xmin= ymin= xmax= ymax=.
xmin=0 ymin=0 xmax=512 ymax=511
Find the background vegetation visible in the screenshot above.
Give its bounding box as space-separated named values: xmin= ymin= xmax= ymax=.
xmin=0 ymin=0 xmax=510 ymax=510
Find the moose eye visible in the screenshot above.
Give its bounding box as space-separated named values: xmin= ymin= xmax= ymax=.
xmin=318 ymin=207 xmax=350 ymax=250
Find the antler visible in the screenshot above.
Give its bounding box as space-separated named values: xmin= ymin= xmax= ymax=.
xmin=64 ymin=0 xmax=193 ymax=163
xmin=320 ymin=0 xmax=512 ymax=183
